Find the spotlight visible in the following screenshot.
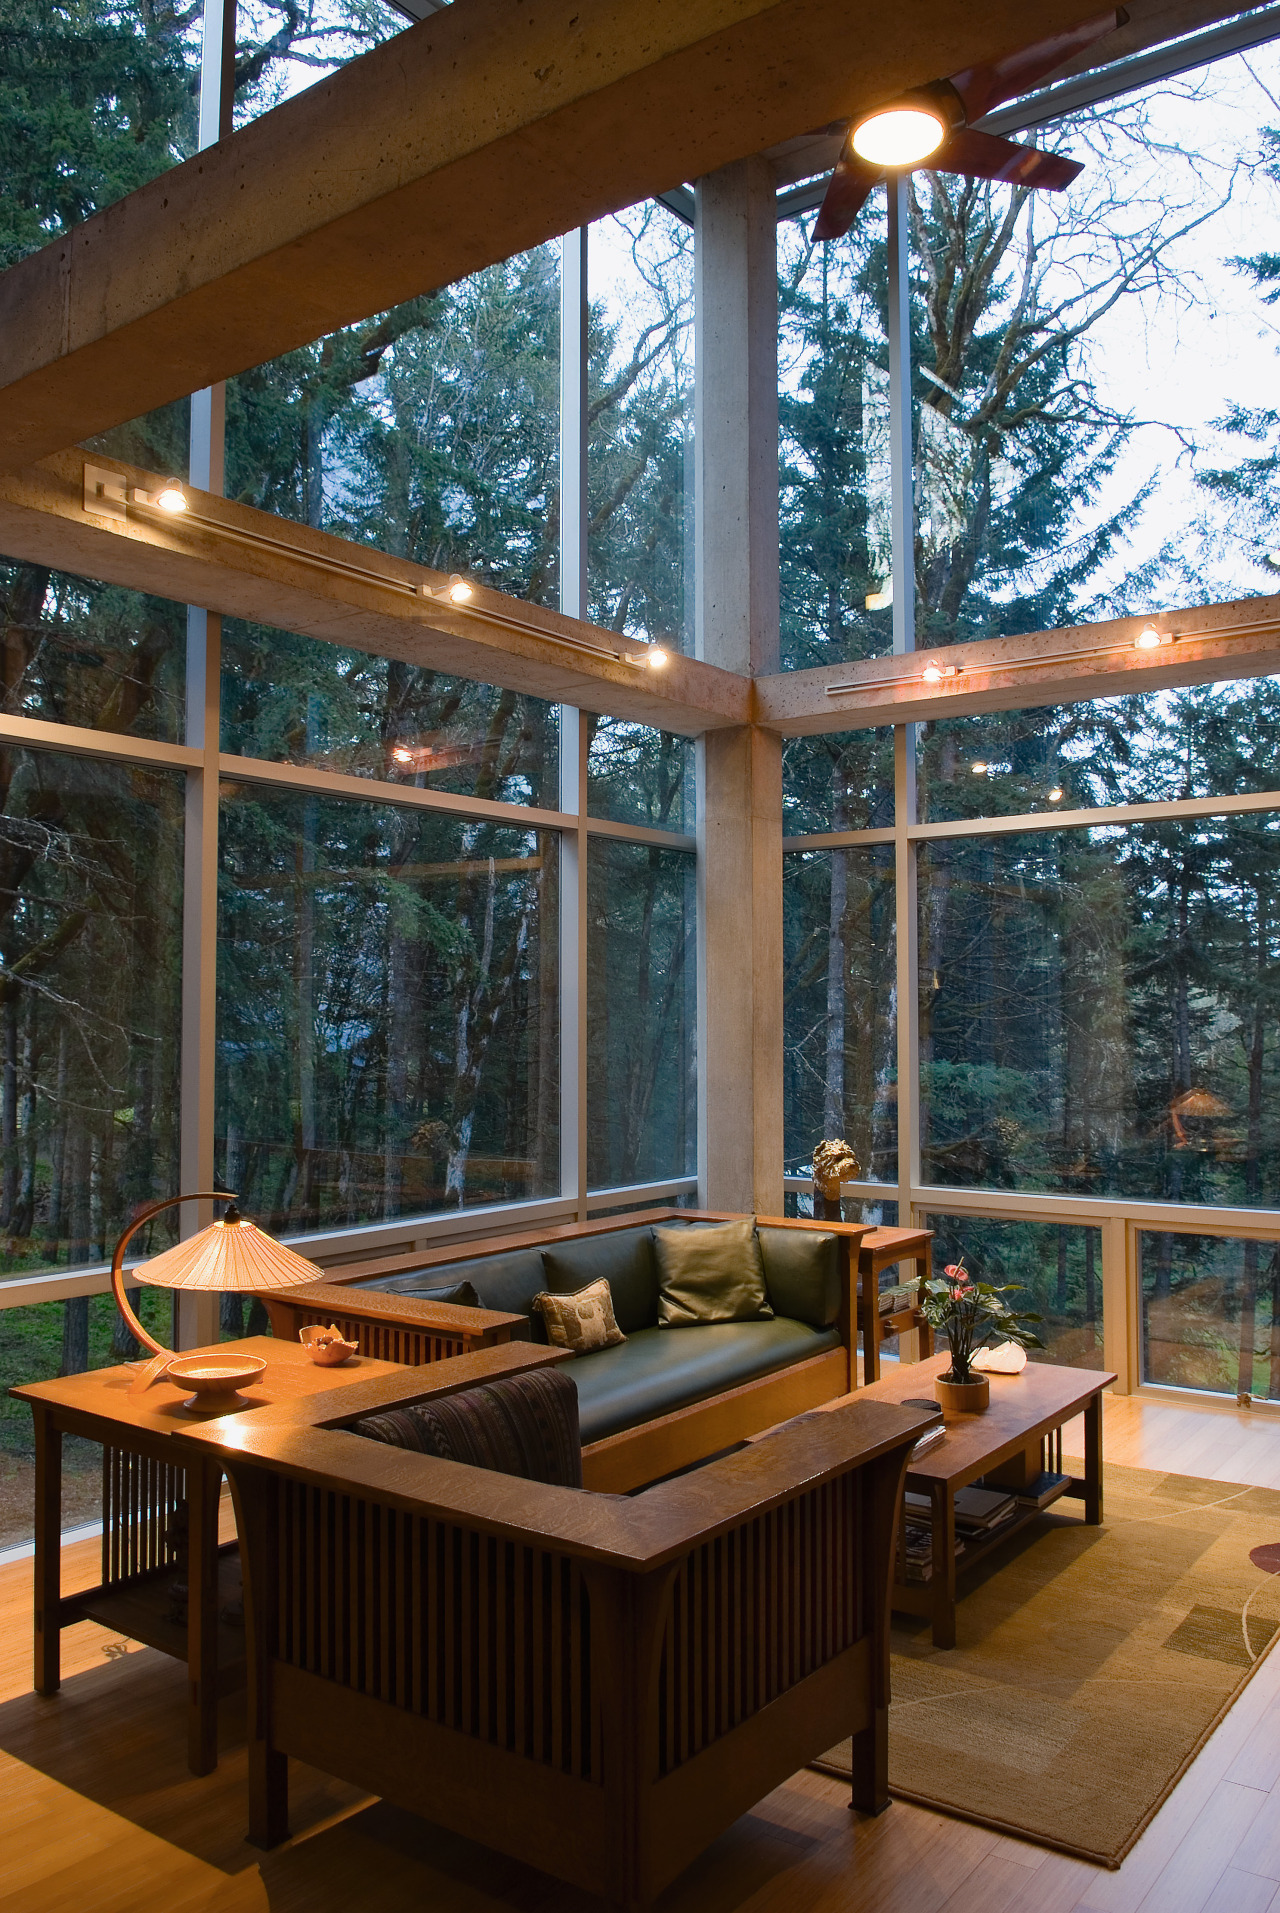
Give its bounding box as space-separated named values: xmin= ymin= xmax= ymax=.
xmin=623 ymin=644 xmax=670 ymax=668
xmin=153 ymin=479 xmax=188 ymax=514
xmin=922 ymin=663 xmax=943 ymax=683
xmin=971 ymin=761 xmax=988 ymax=775
xmin=851 ymin=101 xmax=947 ymax=168
xmin=391 ymin=746 xmax=414 ymax=764
xmin=1048 ymin=787 xmax=1064 ymax=803
xmin=1134 ymin=624 xmax=1168 ymax=651
xmin=420 ymin=572 xmax=475 ymax=604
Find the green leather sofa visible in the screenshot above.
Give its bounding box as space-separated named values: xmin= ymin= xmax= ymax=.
xmin=263 ymin=1208 xmax=870 ymax=1491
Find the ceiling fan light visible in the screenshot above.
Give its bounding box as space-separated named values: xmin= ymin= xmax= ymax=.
xmin=852 ymin=104 xmax=947 ymax=168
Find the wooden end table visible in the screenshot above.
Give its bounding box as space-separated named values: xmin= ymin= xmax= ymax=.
xmin=857 ymin=1227 xmax=935 ymax=1381
xmin=11 ymin=1335 xmax=401 ymax=1774
xmin=854 ymin=1353 xmax=1115 ymax=1647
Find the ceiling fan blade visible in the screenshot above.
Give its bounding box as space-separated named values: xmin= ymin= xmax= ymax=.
xmin=812 ymin=153 xmax=883 ymax=240
xmin=948 ymin=8 xmax=1127 ymax=122
xmin=932 ymin=127 xmax=1084 ymax=191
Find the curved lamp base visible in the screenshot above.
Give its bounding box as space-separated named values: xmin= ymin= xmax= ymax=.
xmin=109 ymin=1190 xmax=236 ymax=1393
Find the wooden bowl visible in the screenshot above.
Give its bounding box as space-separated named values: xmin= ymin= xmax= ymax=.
xmin=299 ymin=1324 xmax=358 ymax=1367
xmin=167 ymin=1353 xmax=267 ymax=1413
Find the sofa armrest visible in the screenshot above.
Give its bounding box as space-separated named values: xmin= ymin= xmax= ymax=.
xmin=261 ymin=1279 xmax=528 ymax=1362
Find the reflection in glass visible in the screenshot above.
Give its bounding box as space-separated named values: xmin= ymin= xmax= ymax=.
xmin=225 ymin=249 xmax=560 ymax=602
xmin=920 ymin=817 xmax=1280 ymax=1204
xmin=783 ymin=730 xmax=894 ymax=835
xmin=924 ymin=1215 xmax=1103 ymax=1370
xmin=918 ymin=677 xmax=1280 ymax=822
xmin=783 ymin=849 xmax=896 ymax=1184
xmin=1142 ymin=1231 xmax=1280 ymax=1400
xmin=0 ymin=751 xmax=183 ymax=1278
xmin=232 ymin=2 xmax=404 ymax=130
xmin=221 ymin=618 xmax=558 ymax=808
xmin=587 ymin=842 xmax=694 ymax=1188
xmin=217 ymin=786 xmax=558 ymax=1230
xmin=586 ymin=720 xmax=692 ymax=831
xmin=588 ymin=206 xmax=693 ymax=652
xmin=0 ymin=559 xmax=186 ymax=742
xmin=778 ymin=197 xmax=893 ymax=668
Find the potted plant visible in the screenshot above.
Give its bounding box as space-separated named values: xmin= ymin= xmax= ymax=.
xmin=913 ymin=1258 xmax=1043 ymax=1411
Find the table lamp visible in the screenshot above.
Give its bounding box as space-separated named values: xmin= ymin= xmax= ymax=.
xmin=111 ymin=1190 xmax=323 ymax=1396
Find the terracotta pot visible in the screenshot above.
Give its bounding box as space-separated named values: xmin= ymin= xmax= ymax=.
xmin=934 ymin=1373 xmax=990 ymax=1414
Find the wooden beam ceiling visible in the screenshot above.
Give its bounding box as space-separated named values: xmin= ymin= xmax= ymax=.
xmin=0 ymin=0 xmax=1138 ymax=471
xmin=754 ymin=601 xmax=1280 ymax=733
xmin=1 ymin=452 xmax=750 ymax=734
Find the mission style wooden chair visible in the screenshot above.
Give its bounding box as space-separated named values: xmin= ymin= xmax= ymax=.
xmin=175 ymin=1344 xmax=931 ymax=1913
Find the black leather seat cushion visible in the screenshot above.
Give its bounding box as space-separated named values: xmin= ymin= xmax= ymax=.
xmin=569 ymin=1318 xmax=841 ymax=1445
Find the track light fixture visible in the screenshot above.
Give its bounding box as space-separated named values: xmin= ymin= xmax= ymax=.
xmin=623 ymin=645 xmax=670 ymax=669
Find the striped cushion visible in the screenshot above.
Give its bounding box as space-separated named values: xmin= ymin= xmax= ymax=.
xmin=352 ymin=1366 xmax=582 ymax=1488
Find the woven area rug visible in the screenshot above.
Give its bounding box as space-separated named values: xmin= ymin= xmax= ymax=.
xmin=814 ymin=1460 xmax=1280 ymax=1867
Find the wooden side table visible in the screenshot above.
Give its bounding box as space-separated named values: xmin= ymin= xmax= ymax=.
xmin=857 ymin=1226 xmax=934 ymax=1381
xmin=11 ymin=1335 xmax=400 ymax=1774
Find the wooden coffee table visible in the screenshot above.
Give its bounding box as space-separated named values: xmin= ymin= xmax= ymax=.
xmin=11 ymin=1335 xmax=400 ymax=1773
xmin=855 ymin=1353 xmax=1115 ymax=1647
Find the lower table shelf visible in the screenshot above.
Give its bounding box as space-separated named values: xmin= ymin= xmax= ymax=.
xmin=62 ymin=1548 xmax=247 ymax=1694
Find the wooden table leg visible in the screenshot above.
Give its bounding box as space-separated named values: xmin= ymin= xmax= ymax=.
xmin=33 ymin=1408 xmax=62 ymax=1696
xmin=930 ymin=1481 xmax=957 ymax=1650
xmin=859 ymin=1253 xmax=880 ymax=1384
xmin=1083 ymin=1390 xmax=1103 ymax=1524
xmin=186 ymin=1461 xmax=222 ymax=1775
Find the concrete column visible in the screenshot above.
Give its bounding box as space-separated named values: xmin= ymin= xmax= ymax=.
xmin=694 ymin=158 xmax=783 ymax=1215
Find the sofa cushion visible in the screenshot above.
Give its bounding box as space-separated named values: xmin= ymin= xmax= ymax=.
xmin=349 ymin=1366 xmax=582 ymax=1487
xmin=757 ymin=1228 xmax=841 ymax=1329
xmin=351 ymin=1248 xmax=548 ymax=1337
xmin=540 ymin=1228 xmax=658 ymax=1334
xmin=570 ymin=1318 xmax=840 ymax=1445
xmin=653 ymin=1218 xmax=772 ymax=1327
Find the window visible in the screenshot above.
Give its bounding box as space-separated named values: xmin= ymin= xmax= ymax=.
xmin=0 ymin=750 xmax=183 ymax=1277
xmin=784 ymin=847 xmax=896 ymax=1183
xmin=587 ymin=840 xmax=694 ymax=1188
xmin=221 ymin=617 xmax=559 ymax=809
xmin=919 ymin=815 xmax=1280 ymax=1205
xmin=217 ymin=784 xmax=558 ymax=1229
xmin=1142 ymin=1230 xmax=1280 ymax=1399
xmin=924 ymin=1214 xmax=1104 ymax=1369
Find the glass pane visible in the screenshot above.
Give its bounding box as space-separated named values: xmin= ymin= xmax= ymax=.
xmin=586 ymin=720 xmax=692 ymax=831
xmin=779 ymin=195 xmax=893 ymax=668
xmin=587 ymin=841 xmax=695 ymax=1187
xmin=910 ymin=50 xmax=1280 ymax=651
xmin=588 ymin=205 xmax=694 ymax=652
xmin=0 ymin=1290 xmax=174 ymax=1548
xmin=923 ymin=1215 xmax=1103 ymax=1370
xmin=232 ymin=2 xmax=405 ymax=129
xmin=783 ymin=848 xmax=896 ymax=1184
xmin=783 ymin=729 xmax=894 ymax=834
xmin=920 ymin=817 xmax=1280 ymax=1204
xmin=0 ymin=751 xmax=183 ymax=1278
xmin=217 ymin=785 xmax=558 ymax=1229
xmin=1142 ymin=1230 xmax=1280 ymax=1400
xmin=0 ymin=559 xmax=186 ymax=743
xmin=224 ymin=250 xmax=560 ymax=603
xmin=3 ymin=8 xmax=200 ymax=269
xmin=221 ymin=618 xmax=558 ymax=808
xmin=918 ymin=678 xmax=1280 ymax=821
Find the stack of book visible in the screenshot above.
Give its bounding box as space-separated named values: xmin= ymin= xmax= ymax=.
xmin=899 ymin=1518 xmax=965 ymax=1583
xmin=953 ymin=1485 xmax=1018 ymax=1538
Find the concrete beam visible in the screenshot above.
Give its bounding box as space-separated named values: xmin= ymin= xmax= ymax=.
xmin=0 ymin=0 xmax=1128 ymax=469
xmin=0 ymin=451 xmax=751 ymax=735
xmin=754 ymin=598 xmax=1280 ymax=735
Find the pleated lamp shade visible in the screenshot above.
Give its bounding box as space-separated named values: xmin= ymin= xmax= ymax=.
xmin=136 ymin=1212 xmax=322 ymax=1293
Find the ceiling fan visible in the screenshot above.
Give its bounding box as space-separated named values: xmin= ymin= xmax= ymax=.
xmin=812 ymin=8 xmax=1128 ymax=241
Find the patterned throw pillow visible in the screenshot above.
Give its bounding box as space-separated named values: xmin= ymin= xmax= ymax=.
xmin=532 ymin=1278 xmax=626 ymax=1354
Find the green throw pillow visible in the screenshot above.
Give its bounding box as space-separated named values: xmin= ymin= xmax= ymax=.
xmin=652 ymin=1219 xmax=773 ymax=1328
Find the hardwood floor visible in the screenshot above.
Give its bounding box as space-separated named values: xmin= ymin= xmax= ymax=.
xmin=2 ymin=1390 xmax=1280 ymax=1912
